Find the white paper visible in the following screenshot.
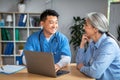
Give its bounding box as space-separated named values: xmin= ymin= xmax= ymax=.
xmin=0 ymin=65 xmax=26 ymax=74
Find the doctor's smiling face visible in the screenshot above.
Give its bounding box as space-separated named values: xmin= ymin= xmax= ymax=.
xmin=41 ymin=16 xmax=58 ymax=38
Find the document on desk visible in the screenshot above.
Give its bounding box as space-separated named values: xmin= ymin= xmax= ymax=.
xmin=0 ymin=65 xmax=26 ymax=74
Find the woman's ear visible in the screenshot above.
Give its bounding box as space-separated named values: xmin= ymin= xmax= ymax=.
xmin=94 ymin=27 xmax=99 ymax=33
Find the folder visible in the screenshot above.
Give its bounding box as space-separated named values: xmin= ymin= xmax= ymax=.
xmin=18 ymin=14 xmax=27 ymax=27
xmin=0 ymin=65 xmax=26 ymax=74
xmin=1 ymin=28 xmax=11 ymax=40
xmin=1 ymin=29 xmax=7 ymax=40
xmin=4 ymin=29 xmax=11 ymax=40
xmin=4 ymin=42 xmax=14 ymax=55
xmin=15 ymin=29 xmax=20 ymax=41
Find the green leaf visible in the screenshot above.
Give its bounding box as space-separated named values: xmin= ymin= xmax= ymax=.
xmin=69 ymin=16 xmax=85 ymax=50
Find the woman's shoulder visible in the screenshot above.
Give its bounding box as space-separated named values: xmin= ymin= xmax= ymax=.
xmin=106 ymin=37 xmax=117 ymax=44
xmin=101 ymin=36 xmax=119 ymax=49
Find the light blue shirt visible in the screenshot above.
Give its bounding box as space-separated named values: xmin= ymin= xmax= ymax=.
xmin=23 ymin=29 xmax=71 ymax=64
xmin=76 ymin=33 xmax=120 ymax=80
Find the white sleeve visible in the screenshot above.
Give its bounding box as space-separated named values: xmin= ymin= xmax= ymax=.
xmin=22 ymin=55 xmax=26 ymax=65
xmin=56 ymin=55 xmax=71 ymax=68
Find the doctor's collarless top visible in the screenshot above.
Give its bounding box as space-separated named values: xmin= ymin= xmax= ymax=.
xmin=24 ymin=29 xmax=71 ymax=67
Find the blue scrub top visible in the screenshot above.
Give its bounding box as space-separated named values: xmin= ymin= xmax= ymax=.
xmin=22 ymin=29 xmax=71 ymax=64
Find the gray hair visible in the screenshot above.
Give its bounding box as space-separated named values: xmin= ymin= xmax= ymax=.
xmin=86 ymin=12 xmax=120 ymax=47
xmin=86 ymin=12 xmax=109 ymax=32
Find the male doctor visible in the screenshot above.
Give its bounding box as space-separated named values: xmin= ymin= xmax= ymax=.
xmin=22 ymin=9 xmax=71 ymax=72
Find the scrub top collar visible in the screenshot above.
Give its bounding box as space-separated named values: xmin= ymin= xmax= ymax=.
xmin=40 ymin=30 xmax=57 ymax=43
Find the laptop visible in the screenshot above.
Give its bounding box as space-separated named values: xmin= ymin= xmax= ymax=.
xmin=24 ymin=50 xmax=70 ymax=77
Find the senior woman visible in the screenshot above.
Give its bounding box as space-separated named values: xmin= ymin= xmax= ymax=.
xmin=76 ymin=12 xmax=120 ymax=80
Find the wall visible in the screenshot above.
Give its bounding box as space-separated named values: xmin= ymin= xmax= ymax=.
xmin=109 ymin=2 xmax=120 ymax=38
xmin=0 ymin=0 xmax=108 ymax=62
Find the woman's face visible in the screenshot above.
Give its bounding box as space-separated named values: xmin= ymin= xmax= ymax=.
xmin=83 ymin=19 xmax=97 ymax=38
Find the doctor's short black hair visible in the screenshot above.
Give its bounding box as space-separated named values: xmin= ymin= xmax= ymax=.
xmin=40 ymin=9 xmax=59 ymax=22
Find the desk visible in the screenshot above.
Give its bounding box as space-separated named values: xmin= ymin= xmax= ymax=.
xmin=0 ymin=63 xmax=94 ymax=80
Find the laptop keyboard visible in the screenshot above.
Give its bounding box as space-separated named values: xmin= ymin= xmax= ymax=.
xmin=56 ymin=70 xmax=70 ymax=76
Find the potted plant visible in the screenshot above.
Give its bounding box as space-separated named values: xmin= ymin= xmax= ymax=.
xmin=117 ymin=25 xmax=120 ymax=41
xmin=69 ymin=16 xmax=85 ymax=50
xmin=18 ymin=0 xmax=26 ymax=12
xmin=18 ymin=0 xmax=25 ymax=4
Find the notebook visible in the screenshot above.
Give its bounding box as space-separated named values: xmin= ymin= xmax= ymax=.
xmin=24 ymin=50 xmax=70 ymax=77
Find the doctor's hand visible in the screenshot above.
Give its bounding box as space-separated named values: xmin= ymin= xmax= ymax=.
xmin=55 ymin=64 xmax=61 ymax=72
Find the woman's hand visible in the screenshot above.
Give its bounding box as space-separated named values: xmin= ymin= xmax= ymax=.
xmin=76 ymin=63 xmax=84 ymax=70
xmin=80 ymin=34 xmax=90 ymax=48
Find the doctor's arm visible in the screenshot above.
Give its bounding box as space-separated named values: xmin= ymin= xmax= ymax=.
xmin=55 ymin=37 xmax=71 ymax=72
xmin=22 ymin=36 xmax=37 ymax=65
xmin=55 ymin=55 xmax=71 ymax=72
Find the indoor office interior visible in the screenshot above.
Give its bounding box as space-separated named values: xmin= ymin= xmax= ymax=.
xmin=0 ymin=0 xmax=120 ymax=65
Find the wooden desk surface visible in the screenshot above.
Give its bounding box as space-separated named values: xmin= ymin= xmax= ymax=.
xmin=0 ymin=63 xmax=94 ymax=80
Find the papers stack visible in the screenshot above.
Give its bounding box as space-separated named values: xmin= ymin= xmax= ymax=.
xmin=0 ymin=65 xmax=26 ymax=74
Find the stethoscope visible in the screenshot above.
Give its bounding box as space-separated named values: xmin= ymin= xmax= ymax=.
xmin=38 ymin=29 xmax=58 ymax=54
